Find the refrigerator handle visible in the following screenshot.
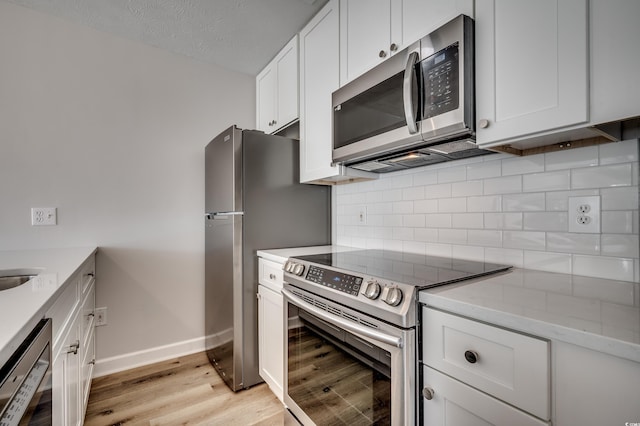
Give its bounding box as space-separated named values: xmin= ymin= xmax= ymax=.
xmin=205 ymin=211 xmax=244 ymax=220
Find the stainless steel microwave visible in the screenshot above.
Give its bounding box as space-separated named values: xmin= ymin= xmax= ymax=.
xmin=332 ymin=15 xmax=491 ymax=173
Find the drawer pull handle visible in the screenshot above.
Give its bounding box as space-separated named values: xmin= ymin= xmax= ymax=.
xmin=464 ymin=350 xmax=478 ymax=364
xmin=422 ymin=387 xmax=435 ymax=400
xmin=67 ymin=341 xmax=80 ymax=355
xmin=269 ymin=273 xmax=276 ymax=280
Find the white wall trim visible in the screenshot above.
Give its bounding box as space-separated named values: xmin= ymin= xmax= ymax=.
xmin=93 ymin=336 xmax=207 ymax=378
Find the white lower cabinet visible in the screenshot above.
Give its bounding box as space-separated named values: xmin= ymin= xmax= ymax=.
xmin=257 ymin=258 xmax=285 ymax=402
xmin=49 ymin=254 xmax=96 ymax=426
xmin=422 ymin=308 xmax=551 ymax=425
xmin=422 ymin=366 xmax=548 ymax=426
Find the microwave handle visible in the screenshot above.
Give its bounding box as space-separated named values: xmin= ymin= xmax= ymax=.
xmin=403 ymin=51 xmax=420 ymax=135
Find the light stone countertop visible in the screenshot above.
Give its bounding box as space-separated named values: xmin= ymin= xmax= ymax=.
xmin=0 ymin=247 xmax=97 ymax=367
xmin=420 ymin=268 xmax=640 ymax=363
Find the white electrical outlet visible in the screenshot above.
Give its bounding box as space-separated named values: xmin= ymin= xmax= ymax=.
xmin=95 ymin=307 xmax=107 ymax=326
xmin=568 ymin=196 xmax=600 ymax=233
xmin=31 ymin=207 xmax=57 ymax=226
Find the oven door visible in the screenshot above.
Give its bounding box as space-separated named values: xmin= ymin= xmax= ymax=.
xmin=283 ymin=287 xmax=415 ymax=426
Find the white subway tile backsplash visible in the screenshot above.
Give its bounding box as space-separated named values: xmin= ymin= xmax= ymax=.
xmin=335 ymin=140 xmax=638 ymax=283
xmin=452 ymin=180 xmax=483 ymax=197
xmin=601 ymin=211 xmax=634 ymax=234
xmin=573 ymin=255 xmax=635 ymax=281
xmin=547 ymin=233 xmax=600 ymax=255
xmin=523 ymin=251 xmax=572 ymax=274
xmin=438 ymin=165 xmax=467 ymax=183
xmin=523 ymin=170 xmax=570 ymax=192
xmin=438 ymin=197 xmax=467 ymax=212
xmin=503 ymin=193 xmax=546 ymax=211
xmin=545 ymin=145 xmax=599 ymax=170
xmin=484 ymin=175 xmax=522 ymax=195
xmin=524 ymin=212 xmax=568 ymax=232
xmin=414 ymin=199 xmax=438 ymax=213
xmin=545 ymin=189 xmax=599 ymax=211
xmin=601 ymin=234 xmax=639 ymax=258
xmin=424 ymin=183 xmax=452 ymax=199
xmin=571 ymin=164 xmax=633 ymax=189
xmin=452 ymin=213 xmax=484 ymax=229
xmin=485 ymin=248 xmax=524 ymax=268
xmin=403 ymin=214 xmax=426 ymax=228
xmin=424 ymin=213 xmax=452 ymax=228
xmin=467 ymin=160 xmax=501 ymax=180
xmin=484 ymin=213 xmax=523 ymax=230
xmin=599 ymin=139 xmax=638 ymax=165
xmin=468 ymin=195 xmax=502 ymax=212
xmin=503 ymin=231 xmax=546 ymax=250
xmin=468 ymin=230 xmax=503 ymax=247
xmin=393 ymin=201 xmax=413 ymax=214
xmin=502 ymin=154 xmax=545 ymax=176
xmin=601 ymin=186 xmax=639 ymax=210
xmin=438 ymin=229 xmax=468 ymax=244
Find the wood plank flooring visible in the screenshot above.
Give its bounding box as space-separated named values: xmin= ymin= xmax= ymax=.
xmin=84 ymin=352 xmax=284 ymax=426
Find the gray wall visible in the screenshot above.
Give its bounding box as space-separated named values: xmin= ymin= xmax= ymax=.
xmin=0 ymin=2 xmax=254 ymax=372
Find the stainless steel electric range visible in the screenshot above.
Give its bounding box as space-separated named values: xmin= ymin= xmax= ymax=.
xmin=281 ymin=249 xmax=511 ymax=426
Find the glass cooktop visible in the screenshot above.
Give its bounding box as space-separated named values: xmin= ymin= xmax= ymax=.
xmin=291 ymin=250 xmax=512 ymax=288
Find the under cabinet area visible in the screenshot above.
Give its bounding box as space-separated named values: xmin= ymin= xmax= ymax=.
xmin=421 ymin=308 xmax=550 ymax=425
xmin=256 ymin=36 xmax=299 ymax=134
xmin=257 ymin=257 xmax=285 ymax=402
xmin=48 ymin=254 xmax=96 ymax=426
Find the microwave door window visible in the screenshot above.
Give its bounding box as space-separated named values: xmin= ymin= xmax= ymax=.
xmin=334 ymin=71 xmax=413 ymax=149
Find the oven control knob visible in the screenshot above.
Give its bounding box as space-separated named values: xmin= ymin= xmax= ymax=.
xmin=283 ymin=261 xmax=293 ymax=273
xmin=384 ymin=287 xmax=403 ymax=306
xmin=293 ymin=263 xmax=305 ymax=276
xmin=363 ymin=281 xmax=381 ymax=299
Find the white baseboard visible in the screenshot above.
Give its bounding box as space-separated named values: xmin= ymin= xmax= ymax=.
xmin=93 ymin=328 xmax=235 ymax=378
xmin=93 ymin=336 xmax=207 ymax=378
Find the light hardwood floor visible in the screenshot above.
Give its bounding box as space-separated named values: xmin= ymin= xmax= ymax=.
xmin=85 ymin=352 xmax=284 ymax=426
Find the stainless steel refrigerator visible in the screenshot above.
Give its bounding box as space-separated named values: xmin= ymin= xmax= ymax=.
xmin=205 ymin=125 xmax=331 ymax=391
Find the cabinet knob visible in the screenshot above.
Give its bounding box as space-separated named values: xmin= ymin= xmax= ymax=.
xmin=379 ymin=50 xmax=387 ymax=58
xmin=422 ymin=387 xmax=435 ymax=400
xmin=479 ymin=119 xmax=490 ymax=129
xmin=390 ymin=43 xmax=398 ymax=52
xmin=269 ymin=273 xmax=276 ymax=280
xmin=464 ymin=350 xmax=479 ymax=364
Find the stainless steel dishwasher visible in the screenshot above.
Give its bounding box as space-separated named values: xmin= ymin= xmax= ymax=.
xmin=0 ymin=318 xmax=52 ymax=425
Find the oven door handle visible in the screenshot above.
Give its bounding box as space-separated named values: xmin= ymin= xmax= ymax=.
xmin=282 ymin=288 xmax=403 ymax=348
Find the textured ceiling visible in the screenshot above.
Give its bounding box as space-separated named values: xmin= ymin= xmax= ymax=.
xmin=3 ymin=0 xmax=327 ymax=75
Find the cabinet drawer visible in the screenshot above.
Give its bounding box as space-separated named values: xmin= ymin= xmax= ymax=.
xmin=423 ymin=308 xmax=550 ymax=420
xmin=258 ymin=258 xmax=284 ymax=293
xmin=422 ymin=366 xmax=549 ymax=426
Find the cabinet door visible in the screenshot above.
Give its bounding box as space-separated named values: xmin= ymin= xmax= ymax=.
xmin=275 ymin=36 xmax=299 ymax=131
xmin=52 ymin=311 xmax=81 ymax=426
xmin=475 ymin=0 xmax=588 ymax=147
xmin=258 ymin=284 xmax=284 ymax=402
xmin=340 ymin=0 xmax=392 ymax=84
xmin=256 ymin=65 xmax=276 ymax=133
xmin=422 ymin=366 xmax=549 ymax=426
xmin=401 ymin=0 xmax=473 ymax=48
xmin=299 ymin=0 xmax=341 ymax=183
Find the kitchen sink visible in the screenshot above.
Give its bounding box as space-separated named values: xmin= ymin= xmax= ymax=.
xmin=0 ymin=269 xmax=42 ymax=291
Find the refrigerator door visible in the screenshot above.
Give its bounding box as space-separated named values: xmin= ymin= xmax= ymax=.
xmin=205 ymin=126 xmax=242 ymax=215
xmin=205 ymin=212 xmax=243 ymax=391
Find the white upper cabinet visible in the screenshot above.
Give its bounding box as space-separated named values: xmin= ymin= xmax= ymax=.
xmin=299 ymin=0 xmax=341 ymax=183
xmin=340 ymin=0 xmax=473 ymax=84
xmin=475 ymin=0 xmax=589 ymax=148
xmin=256 ymin=36 xmax=299 ymax=134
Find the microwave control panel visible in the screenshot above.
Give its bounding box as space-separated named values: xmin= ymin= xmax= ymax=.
xmin=422 ymin=42 xmax=460 ymax=119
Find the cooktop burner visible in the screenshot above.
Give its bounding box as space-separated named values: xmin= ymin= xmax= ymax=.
xmin=291 ymin=250 xmax=511 ymax=288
